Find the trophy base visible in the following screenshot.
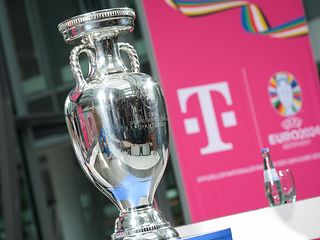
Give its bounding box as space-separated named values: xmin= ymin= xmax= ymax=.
xmin=112 ymin=206 xmax=180 ymax=240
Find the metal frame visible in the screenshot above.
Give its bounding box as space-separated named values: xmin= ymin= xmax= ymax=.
xmin=0 ymin=35 xmax=23 ymax=240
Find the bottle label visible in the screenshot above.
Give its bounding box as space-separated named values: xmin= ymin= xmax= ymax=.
xmin=264 ymin=169 xmax=279 ymax=182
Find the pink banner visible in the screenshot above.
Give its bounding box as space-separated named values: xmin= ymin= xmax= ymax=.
xmin=142 ymin=0 xmax=320 ymax=222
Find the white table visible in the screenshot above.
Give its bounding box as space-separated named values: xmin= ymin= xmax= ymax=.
xmin=177 ymin=197 xmax=320 ymax=240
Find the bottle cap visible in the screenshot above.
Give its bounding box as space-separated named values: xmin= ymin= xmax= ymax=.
xmin=261 ymin=147 xmax=270 ymax=158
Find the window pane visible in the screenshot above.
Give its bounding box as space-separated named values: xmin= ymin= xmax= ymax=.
xmin=36 ymin=144 xmax=118 ymax=239
xmin=5 ymin=0 xmax=46 ymax=94
xmin=34 ymin=0 xmax=81 ymax=86
xmin=26 ymin=97 xmax=54 ymax=114
xmin=18 ymin=164 xmax=40 ymax=240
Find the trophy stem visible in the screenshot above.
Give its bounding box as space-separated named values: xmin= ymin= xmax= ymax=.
xmin=113 ymin=205 xmax=180 ymax=240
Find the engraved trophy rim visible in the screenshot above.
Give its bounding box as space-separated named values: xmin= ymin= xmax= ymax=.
xmin=57 ymin=8 xmax=136 ymax=43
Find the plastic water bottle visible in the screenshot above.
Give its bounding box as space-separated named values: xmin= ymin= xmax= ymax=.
xmin=262 ymin=148 xmax=284 ymax=206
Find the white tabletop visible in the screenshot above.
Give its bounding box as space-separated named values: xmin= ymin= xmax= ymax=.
xmin=176 ymin=197 xmax=320 ymax=240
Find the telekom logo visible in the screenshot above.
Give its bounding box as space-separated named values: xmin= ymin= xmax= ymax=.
xmin=177 ymin=82 xmax=237 ymax=155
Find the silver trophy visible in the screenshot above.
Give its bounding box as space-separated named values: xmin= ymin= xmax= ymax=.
xmin=58 ymin=8 xmax=180 ymax=240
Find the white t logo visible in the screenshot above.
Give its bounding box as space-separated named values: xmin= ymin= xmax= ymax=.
xmin=178 ymin=82 xmax=237 ymax=155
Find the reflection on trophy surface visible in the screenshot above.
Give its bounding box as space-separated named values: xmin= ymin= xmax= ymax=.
xmin=58 ymin=8 xmax=180 ymax=240
xmin=66 ymin=74 xmax=168 ymax=209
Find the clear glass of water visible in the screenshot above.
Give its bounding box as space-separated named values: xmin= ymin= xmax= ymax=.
xmin=278 ymin=169 xmax=296 ymax=203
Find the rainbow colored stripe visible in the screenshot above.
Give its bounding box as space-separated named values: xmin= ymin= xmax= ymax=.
xmin=165 ymin=0 xmax=308 ymax=38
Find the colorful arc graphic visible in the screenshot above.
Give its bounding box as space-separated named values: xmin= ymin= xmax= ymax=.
xmin=268 ymin=72 xmax=302 ymax=117
xmin=165 ymin=0 xmax=308 ymax=38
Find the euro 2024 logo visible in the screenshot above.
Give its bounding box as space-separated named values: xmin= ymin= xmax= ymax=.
xmin=267 ymin=72 xmax=320 ymax=149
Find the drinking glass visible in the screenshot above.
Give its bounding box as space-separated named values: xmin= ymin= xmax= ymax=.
xmin=278 ymin=169 xmax=296 ymax=203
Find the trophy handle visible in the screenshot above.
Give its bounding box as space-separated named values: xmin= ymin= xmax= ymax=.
xmin=118 ymin=42 xmax=140 ymax=73
xmin=70 ymin=44 xmax=96 ymax=89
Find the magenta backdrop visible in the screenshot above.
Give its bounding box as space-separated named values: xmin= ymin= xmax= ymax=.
xmin=142 ymin=0 xmax=320 ymax=222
